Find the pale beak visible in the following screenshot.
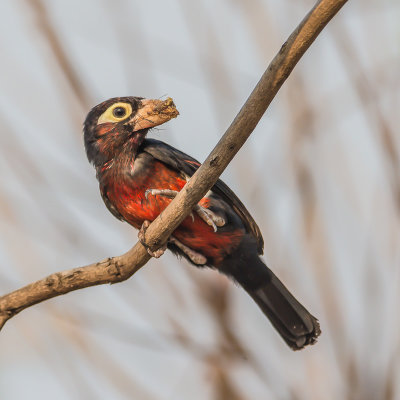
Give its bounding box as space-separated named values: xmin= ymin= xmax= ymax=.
xmin=129 ymin=97 xmax=179 ymax=132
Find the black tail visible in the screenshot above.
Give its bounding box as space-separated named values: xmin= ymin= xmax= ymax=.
xmin=245 ymin=271 xmax=321 ymax=350
xmin=220 ymin=240 xmax=321 ymax=350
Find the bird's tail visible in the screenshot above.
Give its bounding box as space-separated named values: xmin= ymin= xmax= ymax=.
xmin=244 ymin=269 xmax=321 ymax=350
xmin=221 ymin=241 xmax=321 ymax=350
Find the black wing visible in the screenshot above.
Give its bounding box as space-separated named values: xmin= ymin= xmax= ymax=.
xmin=100 ymin=185 xmax=125 ymax=221
xmin=141 ymin=138 xmax=264 ymax=254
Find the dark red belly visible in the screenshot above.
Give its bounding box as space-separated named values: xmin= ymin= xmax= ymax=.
xmin=106 ymin=160 xmax=243 ymax=264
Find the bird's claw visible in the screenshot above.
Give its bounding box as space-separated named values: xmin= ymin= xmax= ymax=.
xmin=169 ymin=237 xmax=207 ymax=265
xmin=193 ymin=204 xmax=225 ymax=232
xmin=145 ymin=189 xmax=178 ymax=200
xmin=145 ymin=188 xmax=226 ymax=231
xmin=138 ymin=220 xmax=167 ymax=258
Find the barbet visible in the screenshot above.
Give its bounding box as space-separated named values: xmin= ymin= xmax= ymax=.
xmin=83 ymin=96 xmax=321 ymax=350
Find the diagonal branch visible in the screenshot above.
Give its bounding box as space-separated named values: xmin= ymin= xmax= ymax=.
xmin=0 ymin=0 xmax=348 ymax=331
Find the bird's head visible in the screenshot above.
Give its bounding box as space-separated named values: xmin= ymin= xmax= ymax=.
xmin=83 ymin=96 xmax=179 ymax=166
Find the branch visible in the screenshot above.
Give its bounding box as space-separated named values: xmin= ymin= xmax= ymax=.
xmin=0 ymin=0 xmax=348 ymax=330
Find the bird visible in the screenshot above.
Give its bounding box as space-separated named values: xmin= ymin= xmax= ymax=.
xmin=83 ymin=96 xmax=321 ymax=350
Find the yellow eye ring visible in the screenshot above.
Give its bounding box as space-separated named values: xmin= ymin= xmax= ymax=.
xmin=98 ymin=102 xmax=132 ymax=124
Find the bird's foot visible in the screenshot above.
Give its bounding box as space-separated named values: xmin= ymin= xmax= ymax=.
xmin=169 ymin=237 xmax=207 ymax=265
xmin=192 ymin=204 xmax=225 ymax=232
xmin=145 ymin=189 xmax=225 ymax=232
xmin=138 ymin=220 xmax=167 ymax=258
xmin=145 ymin=189 xmax=178 ymax=200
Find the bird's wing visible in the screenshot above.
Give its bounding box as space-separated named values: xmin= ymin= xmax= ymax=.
xmin=100 ymin=185 xmax=125 ymax=221
xmin=141 ymin=138 xmax=264 ymax=254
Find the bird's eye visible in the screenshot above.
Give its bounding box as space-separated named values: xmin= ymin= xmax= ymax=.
xmin=113 ymin=107 xmax=126 ymax=118
xmin=97 ymin=102 xmax=133 ymax=125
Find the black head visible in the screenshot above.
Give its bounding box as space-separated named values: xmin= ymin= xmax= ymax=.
xmin=83 ymin=96 xmax=179 ymax=168
xmin=83 ymin=96 xmax=145 ymax=167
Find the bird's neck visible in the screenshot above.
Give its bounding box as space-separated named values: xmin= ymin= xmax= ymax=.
xmin=95 ymin=134 xmax=145 ymax=179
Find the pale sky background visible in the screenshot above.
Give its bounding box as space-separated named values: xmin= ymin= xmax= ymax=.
xmin=0 ymin=1 xmax=399 ymax=399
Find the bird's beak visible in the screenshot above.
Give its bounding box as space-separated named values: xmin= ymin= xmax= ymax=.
xmin=129 ymin=97 xmax=179 ymax=132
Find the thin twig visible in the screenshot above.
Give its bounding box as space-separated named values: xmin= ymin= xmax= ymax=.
xmin=0 ymin=0 xmax=348 ymax=331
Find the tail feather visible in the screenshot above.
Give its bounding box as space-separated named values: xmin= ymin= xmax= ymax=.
xmin=220 ymin=238 xmax=321 ymax=350
xmin=246 ymin=273 xmax=320 ymax=350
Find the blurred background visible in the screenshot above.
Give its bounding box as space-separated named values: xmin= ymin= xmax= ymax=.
xmin=0 ymin=0 xmax=399 ymax=399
